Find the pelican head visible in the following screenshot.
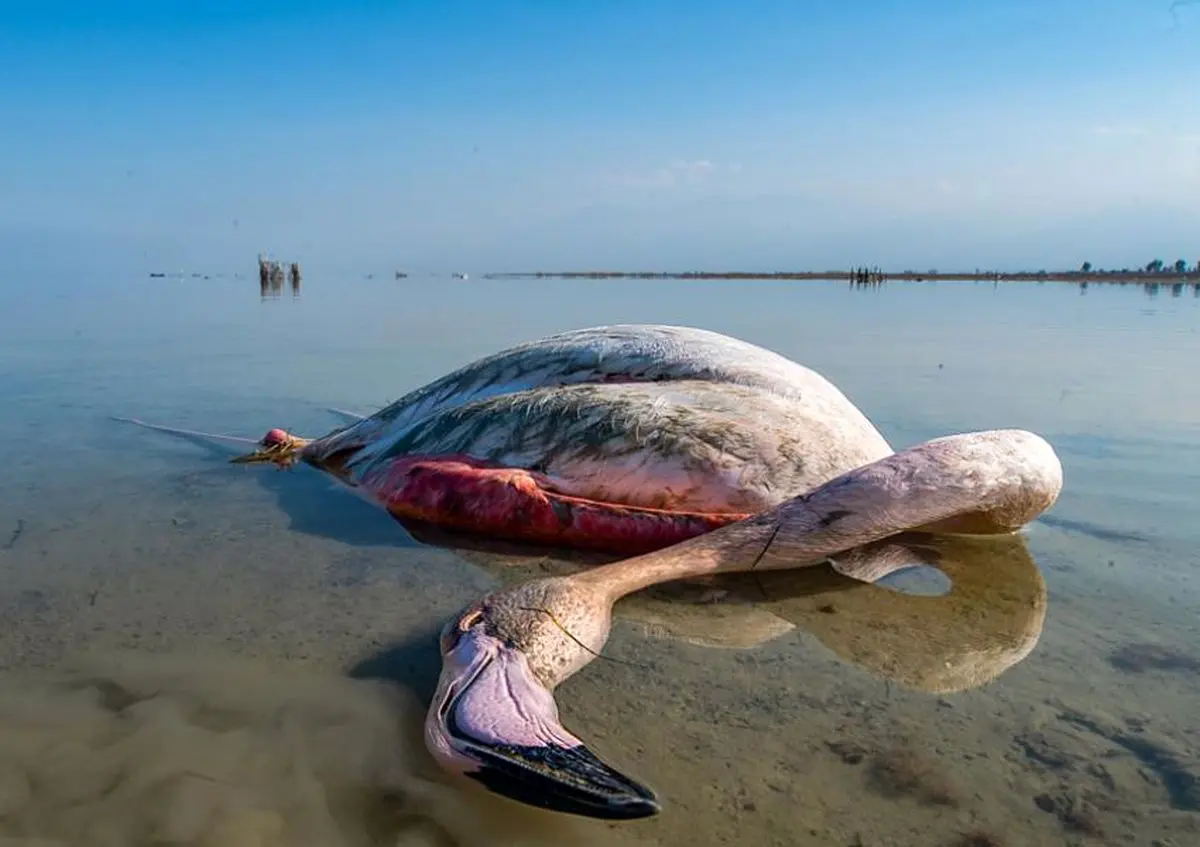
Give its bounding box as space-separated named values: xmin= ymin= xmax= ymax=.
xmin=230 ymin=428 xmax=309 ymax=467
xmin=424 ymin=576 xmax=660 ymax=820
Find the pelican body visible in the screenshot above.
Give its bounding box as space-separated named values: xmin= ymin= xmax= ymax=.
xmin=243 ymin=324 xmax=896 ymax=554
xmin=226 ymin=324 xmax=1064 ymax=820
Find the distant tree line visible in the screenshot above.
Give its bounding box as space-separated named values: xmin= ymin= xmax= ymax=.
xmin=1079 ymin=258 xmax=1197 ymax=275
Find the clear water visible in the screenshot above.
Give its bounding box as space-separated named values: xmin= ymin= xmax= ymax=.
xmin=0 ymin=274 xmax=1197 ymax=846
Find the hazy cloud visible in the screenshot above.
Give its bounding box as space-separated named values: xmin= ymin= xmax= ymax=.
xmin=1091 ymin=125 xmax=1148 ymax=137
xmin=934 ymin=178 xmax=958 ymax=196
xmin=614 ymin=159 xmax=741 ymax=190
xmin=669 ymin=158 xmax=714 ymax=175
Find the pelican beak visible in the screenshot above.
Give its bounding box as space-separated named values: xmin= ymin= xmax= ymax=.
xmin=229 ymin=448 xmax=278 ymax=465
xmin=426 ymin=627 xmax=660 ymax=820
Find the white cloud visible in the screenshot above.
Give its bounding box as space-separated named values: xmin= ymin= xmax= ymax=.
xmin=612 ymin=159 xmax=737 ymax=190
xmin=1089 ymin=126 xmax=1200 ymax=145
xmin=668 ymin=158 xmax=714 ymax=175
xmin=1091 ymin=124 xmax=1148 ymax=137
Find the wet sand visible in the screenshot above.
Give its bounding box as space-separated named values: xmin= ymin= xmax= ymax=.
xmin=2 ymin=452 xmax=1198 ymax=847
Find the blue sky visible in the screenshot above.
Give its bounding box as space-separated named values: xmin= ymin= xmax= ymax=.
xmin=1 ymin=0 xmax=1197 ymax=274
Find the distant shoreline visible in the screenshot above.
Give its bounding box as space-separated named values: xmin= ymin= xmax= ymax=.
xmin=146 ymin=268 xmax=1200 ymax=286
xmin=481 ymin=270 xmax=1200 ymax=284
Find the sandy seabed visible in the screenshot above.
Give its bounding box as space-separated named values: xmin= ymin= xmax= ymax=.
xmin=1 ymin=462 xmax=1198 ymax=847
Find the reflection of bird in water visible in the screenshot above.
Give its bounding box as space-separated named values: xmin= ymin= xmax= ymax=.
xmin=426 ymin=528 xmax=1047 ymax=691
xmin=115 ymin=324 xmax=1062 ymax=819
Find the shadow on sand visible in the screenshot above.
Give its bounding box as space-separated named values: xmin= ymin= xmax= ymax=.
xmin=347 ymin=622 xmax=446 ymax=706
xmin=121 ymin=421 xmax=425 ymax=550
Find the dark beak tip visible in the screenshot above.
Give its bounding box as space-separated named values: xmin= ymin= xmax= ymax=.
xmin=609 ymin=793 xmax=662 ymax=820
xmin=472 ymin=769 xmax=662 ymax=820
xmin=462 ymin=742 xmax=662 ymax=820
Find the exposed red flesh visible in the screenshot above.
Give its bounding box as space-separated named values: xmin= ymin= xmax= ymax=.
xmin=357 ymin=454 xmax=750 ymax=555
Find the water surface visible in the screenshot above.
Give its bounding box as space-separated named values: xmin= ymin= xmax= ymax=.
xmin=0 ymin=274 xmax=1197 ymax=846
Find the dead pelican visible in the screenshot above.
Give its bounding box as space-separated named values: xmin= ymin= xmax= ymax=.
xmin=223 ymin=324 xmax=911 ymax=553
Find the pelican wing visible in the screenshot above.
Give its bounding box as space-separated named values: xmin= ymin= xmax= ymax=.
xmin=342 ymin=379 xmax=889 ymax=514
xmin=308 ymin=324 xmax=889 ymax=473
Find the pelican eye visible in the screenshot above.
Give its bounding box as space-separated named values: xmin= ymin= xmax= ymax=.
xmin=441 ymin=608 xmax=485 ymax=652
xmin=458 ymin=608 xmax=484 ymax=632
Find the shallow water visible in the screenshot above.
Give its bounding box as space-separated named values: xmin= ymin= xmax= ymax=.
xmin=0 ymin=274 xmax=1197 ymax=846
